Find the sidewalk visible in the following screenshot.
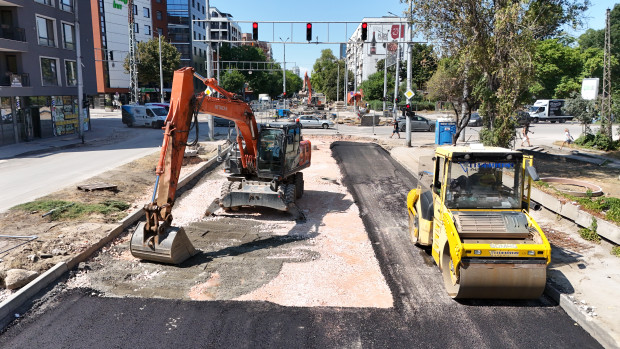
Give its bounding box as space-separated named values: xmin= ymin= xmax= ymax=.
xmin=390 ymin=142 xmax=620 ymax=349
xmin=0 ymin=108 xmax=119 ymax=160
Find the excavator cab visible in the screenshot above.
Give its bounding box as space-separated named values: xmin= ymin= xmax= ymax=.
xmin=256 ymin=123 xmax=306 ymax=179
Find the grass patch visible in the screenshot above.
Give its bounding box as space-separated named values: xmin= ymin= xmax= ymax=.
xmin=536 ymin=183 xmax=620 ymax=224
xmin=15 ymin=199 xmax=130 ymax=221
xmin=612 ymin=246 xmax=620 ymax=257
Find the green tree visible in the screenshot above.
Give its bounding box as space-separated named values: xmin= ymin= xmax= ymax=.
xmin=123 ymin=37 xmax=181 ymax=86
xmin=359 ymin=71 xmax=394 ymax=101
xmin=310 ymin=49 xmax=344 ymax=101
xmin=408 ymin=0 xmax=588 ymax=147
xmin=410 ymin=43 xmax=438 ymax=90
xmin=564 ymin=92 xmax=597 ymax=134
xmin=219 ymin=69 xmax=246 ymax=95
xmin=531 ymin=39 xmax=583 ymax=99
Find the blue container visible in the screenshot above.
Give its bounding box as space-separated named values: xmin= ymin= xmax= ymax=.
xmin=435 ymin=120 xmax=456 ymax=145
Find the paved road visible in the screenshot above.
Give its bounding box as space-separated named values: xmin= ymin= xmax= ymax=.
xmin=0 ymin=142 xmax=599 ymax=348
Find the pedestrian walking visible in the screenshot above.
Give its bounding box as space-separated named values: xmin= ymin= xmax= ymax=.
xmin=520 ymin=122 xmax=533 ymax=147
xmin=390 ymin=119 xmax=400 ymax=139
xmin=560 ymin=128 xmax=574 ymax=150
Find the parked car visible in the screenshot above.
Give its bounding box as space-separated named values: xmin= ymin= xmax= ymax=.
xmin=397 ymin=115 xmax=435 ymax=132
xmin=513 ymin=110 xmax=531 ymax=126
xmin=468 ymin=112 xmax=482 ymax=127
xmin=121 ymin=105 xmax=168 ymax=128
xmin=295 ymin=115 xmax=334 ymax=129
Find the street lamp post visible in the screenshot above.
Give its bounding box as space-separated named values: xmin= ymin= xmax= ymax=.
xmin=280 ymin=37 xmax=289 ymax=110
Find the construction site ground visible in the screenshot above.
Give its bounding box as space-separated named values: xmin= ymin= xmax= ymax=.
xmin=0 ymin=127 xmax=619 ymax=346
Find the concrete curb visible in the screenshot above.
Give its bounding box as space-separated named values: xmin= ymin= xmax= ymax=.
xmin=0 ymin=262 xmax=68 ymax=323
xmin=387 ymin=145 xmax=618 ymax=349
xmin=545 ymin=284 xmax=619 ymax=349
xmin=0 ymin=144 xmax=229 ymax=325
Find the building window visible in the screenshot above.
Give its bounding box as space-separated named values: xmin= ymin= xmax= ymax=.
xmin=156 ymin=0 xmax=161 ymax=2
xmin=194 ymin=47 xmax=197 ymax=55
xmin=193 ymin=31 xmax=196 ymax=40
xmin=156 ymin=11 xmax=162 ymax=21
xmin=60 ymin=0 xmax=73 ymax=12
xmin=62 ymin=22 xmax=75 ymax=50
xmin=145 ymin=25 xmax=151 ymax=35
xmin=192 ymin=0 xmax=195 ymax=7
xmin=36 ymin=16 xmax=56 ymax=47
xmin=40 ymin=57 xmax=59 ymax=86
xmin=134 ymin=23 xmax=139 ymax=33
xmin=134 ymin=5 xmax=138 ymax=15
xmin=35 ymin=0 xmax=53 ymax=6
xmin=65 ymin=60 xmax=77 ymax=86
xmin=143 ymin=7 xmax=149 ymax=18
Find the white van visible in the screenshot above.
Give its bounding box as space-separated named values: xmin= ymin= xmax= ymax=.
xmin=122 ymin=105 xmax=168 ymax=128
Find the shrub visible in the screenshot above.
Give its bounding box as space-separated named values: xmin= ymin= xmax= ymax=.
xmin=612 ymin=246 xmax=620 ymax=257
xmin=574 ymin=132 xmax=620 ymax=151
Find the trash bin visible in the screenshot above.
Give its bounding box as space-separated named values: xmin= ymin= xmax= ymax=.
xmin=435 ymin=118 xmax=456 ymax=145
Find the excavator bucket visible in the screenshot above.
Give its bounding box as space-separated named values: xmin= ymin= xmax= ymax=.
xmin=130 ymin=222 xmax=197 ymax=264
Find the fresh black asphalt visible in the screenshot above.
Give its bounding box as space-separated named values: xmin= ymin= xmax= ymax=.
xmin=0 ymin=141 xmax=600 ymax=348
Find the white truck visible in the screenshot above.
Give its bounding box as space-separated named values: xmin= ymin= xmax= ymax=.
xmin=528 ymin=99 xmax=573 ymax=123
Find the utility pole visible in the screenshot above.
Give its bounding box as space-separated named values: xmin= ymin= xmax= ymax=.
xmin=280 ymin=37 xmax=289 ymax=109
xmin=205 ymin=0 xmax=214 ymax=141
xmin=159 ymin=35 xmax=164 ymax=103
xmin=405 ymin=0 xmax=412 ymax=147
xmin=337 ymin=62 xmax=340 ymax=102
xmin=128 ymin=0 xmax=138 ymax=104
xmin=75 ymin=0 xmax=84 ymax=143
xmin=601 ymin=8 xmax=612 ymax=139
xmin=392 ymin=42 xmax=400 ymax=115
xmin=383 ymin=47 xmax=388 ymax=114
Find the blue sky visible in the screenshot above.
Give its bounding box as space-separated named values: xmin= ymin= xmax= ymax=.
xmin=212 ymin=0 xmax=615 ymax=78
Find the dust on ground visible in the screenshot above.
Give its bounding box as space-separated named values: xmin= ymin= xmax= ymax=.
xmin=68 ymin=137 xmax=393 ymax=308
xmin=0 ymin=143 xmax=218 ymax=289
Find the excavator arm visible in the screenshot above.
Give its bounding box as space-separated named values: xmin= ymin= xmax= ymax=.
xmin=131 ymin=67 xmax=265 ymax=264
xmin=193 ymin=73 xmax=259 ymax=172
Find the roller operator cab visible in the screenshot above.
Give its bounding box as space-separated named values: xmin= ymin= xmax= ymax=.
xmin=220 ymin=122 xmax=311 ymax=212
xmin=406 ymin=145 xmax=551 ymax=299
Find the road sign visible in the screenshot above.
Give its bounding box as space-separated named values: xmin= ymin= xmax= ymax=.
xmin=404 ymin=89 xmax=414 ymax=99
xmin=205 ymin=87 xmax=213 ymax=96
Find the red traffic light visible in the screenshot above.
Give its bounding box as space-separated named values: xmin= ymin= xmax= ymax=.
xmin=406 ymin=104 xmax=411 ymax=110
xmin=252 ymin=22 xmax=258 ymax=40
xmin=361 ymin=22 xmax=368 ymax=41
xmin=306 ymin=23 xmax=312 ymax=41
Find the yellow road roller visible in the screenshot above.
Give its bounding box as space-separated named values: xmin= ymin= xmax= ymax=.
xmin=407 ymin=145 xmax=551 ymax=299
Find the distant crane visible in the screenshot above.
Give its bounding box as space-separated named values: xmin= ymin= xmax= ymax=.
xmin=601 ymin=8 xmax=612 ymax=138
xmin=128 ymin=0 xmax=138 ymax=104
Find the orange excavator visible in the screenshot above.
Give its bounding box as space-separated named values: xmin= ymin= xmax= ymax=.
xmin=301 ymin=72 xmax=325 ymax=110
xmin=130 ymin=67 xmax=312 ymax=264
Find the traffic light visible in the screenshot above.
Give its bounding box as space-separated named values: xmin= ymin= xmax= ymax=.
xmin=361 ymin=22 xmax=368 ymax=41
xmin=252 ymin=22 xmax=258 ymax=40
xmin=406 ymin=103 xmax=411 ymax=111
xmin=306 ymin=23 xmax=312 ymax=41
xmin=395 ymin=97 xmax=400 ymax=104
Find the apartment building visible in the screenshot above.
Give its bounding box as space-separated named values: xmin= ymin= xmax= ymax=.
xmin=346 ymin=17 xmax=407 ymax=88
xmin=91 ymin=0 xmax=163 ymax=106
xmin=0 ymin=0 xmax=97 ymax=146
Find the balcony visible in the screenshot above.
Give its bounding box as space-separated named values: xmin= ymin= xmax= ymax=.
xmin=0 ymin=73 xmax=30 ymax=87
xmin=0 ymin=27 xmax=26 ymax=42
